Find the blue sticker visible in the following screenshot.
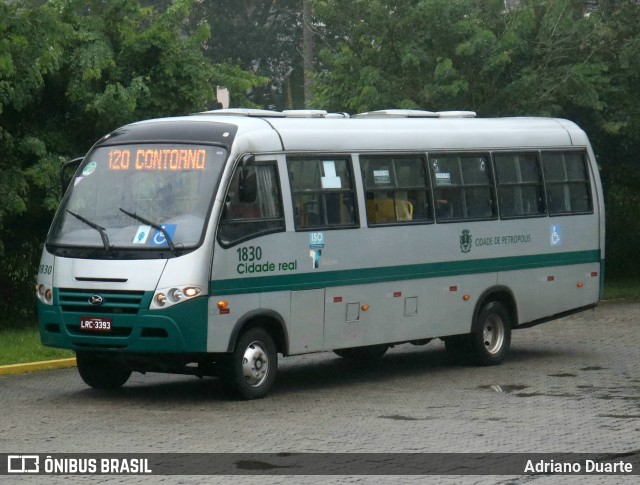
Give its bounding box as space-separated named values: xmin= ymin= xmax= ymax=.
xmin=550 ymin=224 xmax=562 ymax=246
xmin=132 ymin=225 xmax=151 ymax=244
xmin=150 ymin=224 xmax=177 ymax=247
xmin=310 ymin=249 xmax=321 ymax=269
xmin=310 ymin=232 xmax=325 ymax=249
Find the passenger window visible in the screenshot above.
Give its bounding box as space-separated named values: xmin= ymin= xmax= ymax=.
xmin=361 ymin=155 xmax=433 ymax=225
xmin=494 ymin=152 xmax=545 ymax=218
xmin=288 ymin=157 xmax=358 ymax=230
xmin=430 ymin=153 xmax=496 ymax=222
xmin=541 ymin=151 xmax=593 ymax=214
xmin=218 ymin=162 xmax=285 ymax=246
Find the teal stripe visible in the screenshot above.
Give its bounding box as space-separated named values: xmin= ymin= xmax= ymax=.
xmin=210 ymin=249 xmax=601 ymax=296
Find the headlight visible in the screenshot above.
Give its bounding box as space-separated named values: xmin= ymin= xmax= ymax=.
xmin=36 ymin=283 xmax=54 ymax=305
xmin=168 ymin=288 xmax=184 ymax=303
xmin=151 ymin=285 xmax=203 ymax=309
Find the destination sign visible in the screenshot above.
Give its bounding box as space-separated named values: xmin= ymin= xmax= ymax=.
xmin=108 ymin=148 xmax=207 ymax=171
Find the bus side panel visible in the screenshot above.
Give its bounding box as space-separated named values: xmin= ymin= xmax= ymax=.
xmin=499 ymin=263 xmax=600 ymax=324
xmin=208 ymin=232 xmax=296 ymax=353
xmin=289 ymin=289 xmax=325 ymax=353
xmin=496 ymin=213 xmax=601 ymax=323
xmin=323 ymin=273 xmax=495 ymax=351
xmin=207 ymin=293 xmax=260 ymax=353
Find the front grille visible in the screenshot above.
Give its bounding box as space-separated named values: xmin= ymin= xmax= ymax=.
xmin=58 ymin=289 xmax=145 ymax=314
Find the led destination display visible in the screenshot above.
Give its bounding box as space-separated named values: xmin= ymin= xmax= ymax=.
xmin=108 ymin=148 xmax=207 ymax=171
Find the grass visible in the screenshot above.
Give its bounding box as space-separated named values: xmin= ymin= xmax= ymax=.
xmin=603 ymin=278 xmax=640 ymax=301
xmin=0 ymin=326 xmax=73 ymax=366
xmin=0 ymin=277 xmax=637 ymax=367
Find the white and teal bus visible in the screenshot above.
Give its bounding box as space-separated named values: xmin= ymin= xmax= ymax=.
xmin=36 ymin=109 xmax=604 ymax=399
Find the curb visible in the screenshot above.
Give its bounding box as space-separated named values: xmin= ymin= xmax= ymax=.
xmin=0 ymin=357 xmax=76 ymax=376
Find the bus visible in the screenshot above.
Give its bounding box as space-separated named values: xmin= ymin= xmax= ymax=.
xmin=36 ymin=108 xmax=604 ymax=399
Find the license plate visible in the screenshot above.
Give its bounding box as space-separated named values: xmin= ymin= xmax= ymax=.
xmin=80 ymin=316 xmax=112 ymax=332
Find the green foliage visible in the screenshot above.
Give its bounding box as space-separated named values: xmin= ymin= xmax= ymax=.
xmin=54 ymin=0 xmax=266 ymax=133
xmin=190 ymin=0 xmax=304 ymax=109
xmin=0 ymin=2 xmax=66 ymax=244
xmin=314 ymin=0 xmax=611 ymax=116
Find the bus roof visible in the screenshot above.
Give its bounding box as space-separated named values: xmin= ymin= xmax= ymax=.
xmin=129 ymin=110 xmax=590 ymax=153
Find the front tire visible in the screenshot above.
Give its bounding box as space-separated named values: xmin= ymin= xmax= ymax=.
xmin=223 ymin=327 xmax=277 ymax=400
xmin=76 ymin=352 xmax=132 ymax=389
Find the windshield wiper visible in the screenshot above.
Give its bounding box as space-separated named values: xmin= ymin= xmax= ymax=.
xmin=119 ymin=208 xmax=177 ymax=255
xmin=66 ymin=210 xmax=112 ymax=253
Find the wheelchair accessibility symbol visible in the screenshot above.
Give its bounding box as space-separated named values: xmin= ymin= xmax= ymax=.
xmin=150 ymin=224 xmax=177 ymax=247
xmin=550 ymin=224 xmax=562 ymax=246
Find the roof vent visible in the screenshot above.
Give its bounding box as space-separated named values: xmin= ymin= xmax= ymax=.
xmin=436 ymin=111 xmax=477 ymax=118
xmin=282 ymin=110 xmax=349 ymax=118
xmin=354 ymin=109 xmax=476 ymax=118
xmin=197 ymin=108 xmax=350 ymax=119
xmin=283 ymin=110 xmax=327 ymax=118
xmin=198 ymin=108 xmax=285 ymax=117
xmin=354 ymin=109 xmax=438 ymax=118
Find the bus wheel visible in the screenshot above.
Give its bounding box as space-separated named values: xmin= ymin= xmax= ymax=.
xmin=334 ymin=344 xmax=388 ymax=360
xmin=469 ymin=301 xmax=511 ymax=366
xmin=224 ymin=327 xmax=277 ymax=400
xmin=76 ymin=352 xmax=132 ymax=389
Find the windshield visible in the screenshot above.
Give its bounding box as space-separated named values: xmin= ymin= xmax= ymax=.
xmin=47 ymin=143 xmax=227 ymax=258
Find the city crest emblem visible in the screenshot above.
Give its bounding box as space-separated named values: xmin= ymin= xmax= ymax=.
xmin=459 ymin=229 xmax=472 ymax=253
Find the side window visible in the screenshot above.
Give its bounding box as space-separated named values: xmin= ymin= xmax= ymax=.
xmin=494 ymin=152 xmax=546 ymax=218
xmin=541 ymin=151 xmax=593 ymax=215
xmin=361 ymin=155 xmax=433 ymax=225
xmin=288 ymin=157 xmax=358 ymax=230
xmin=218 ymin=162 xmax=285 ymax=246
xmin=430 ymin=153 xmax=496 ymax=222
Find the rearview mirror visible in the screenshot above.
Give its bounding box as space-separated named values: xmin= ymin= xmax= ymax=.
xmin=60 ymin=157 xmax=84 ymax=192
xmin=238 ymin=166 xmax=257 ymax=203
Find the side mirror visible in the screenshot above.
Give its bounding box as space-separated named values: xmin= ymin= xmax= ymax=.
xmin=240 ymin=153 xmax=255 ymax=167
xmin=238 ymin=166 xmax=257 ymax=203
xmin=238 ymin=153 xmax=257 ymax=203
xmin=60 ymin=157 xmax=84 ymax=192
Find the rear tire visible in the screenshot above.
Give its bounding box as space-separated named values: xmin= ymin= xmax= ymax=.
xmin=469 ymin=301 xmax=511 ymax=365
xmin=223 ymin=327 xmax=277 ymax=400
xmin=76 ymin=352 xmax=132 ymax=389
xmin=444 ymin=301 xmax=511 ymax=366
xmin=334 ymin=344 xmax=388 ymax=361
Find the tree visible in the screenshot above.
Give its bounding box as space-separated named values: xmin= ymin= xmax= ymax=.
xmin=586 ymin=0 xmax=640 ymax=278
xmin=191 ymin=0 xmax=305 ymax=109
xmin=0 ymin=1 xmax=69 ymax=318
xmin=313 ymin=0 xmax=609 ymax=116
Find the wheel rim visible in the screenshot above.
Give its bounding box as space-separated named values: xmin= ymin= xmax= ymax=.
xmin=482 ymin=313 xmax=505 ymax=355
xmin=241 ymin=340 xmax=270 ymax=388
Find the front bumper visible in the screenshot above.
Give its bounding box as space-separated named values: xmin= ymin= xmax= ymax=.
xmin=38 ymin=292 xmax=208 ymax=353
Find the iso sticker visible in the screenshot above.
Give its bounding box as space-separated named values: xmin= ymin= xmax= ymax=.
xmin=310 ymin=232 xmax=324 ymax=249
